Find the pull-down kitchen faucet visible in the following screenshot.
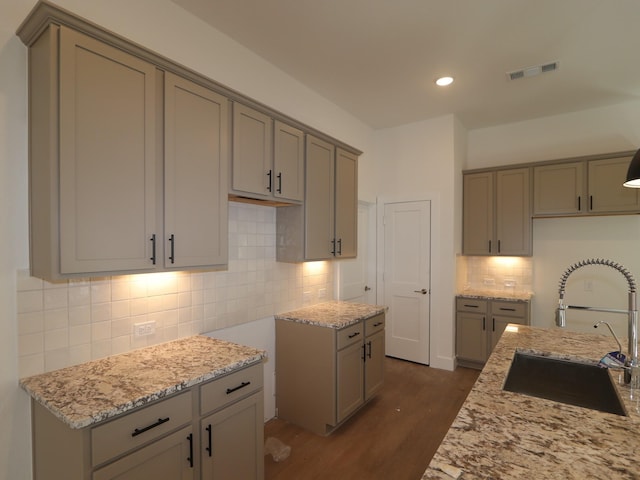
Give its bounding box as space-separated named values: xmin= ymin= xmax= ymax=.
xmin=556 ymin=258 xmax=639 ymax=382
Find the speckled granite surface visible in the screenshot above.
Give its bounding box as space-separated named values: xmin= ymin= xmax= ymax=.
xmin=275 ymin=300 xmax=386 ymax=329
xmin=423 ymin=325 xmax=640 ymax=479
xmin=457 ymin=289 xmax=533 ymax=301
xmin=19 ymin=336 xmax=265 ymax=429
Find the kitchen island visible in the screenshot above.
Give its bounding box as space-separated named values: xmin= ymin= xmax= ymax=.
xmin=423 ymin=325 xmax=640 ymax=479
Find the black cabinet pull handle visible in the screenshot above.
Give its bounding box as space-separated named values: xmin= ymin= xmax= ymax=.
xmin=361 ymin=343 xmax=366 ymax=361
xmin=131 ymin=417 xmax=169 ymax=437
xmin=373 ymin=322 xmax=383 ymax=327
xmin=497 ymin=239 xmax=501 ymax=253
xmin=499 ymin=307 xmax=516 ymax=311
xmin=578 ymin=196 xmax=581 ymax=211
xmin=590 ymin=195 xmax=593 ymax=210
xmin=331 ymin=238 xmax=336 ymax=255
xmin=277 ymin=172 xmax=282 ymax=194
xmin=464 ymin=304 xmax=479 ymax=308
xmin=348 ymin=331 xmax=361 ymax=339
xmin=367 ymin=340 xmax=372 ymax=359
xmin=150 ymin=234 xmax=156 ymax=265
xmin=187 ymin=433 xmax=193 ymax=468
xmin=226 ymin=381 xmax=251 ymax=395
xmin=169 ymin=234 xmax=175 ymax=264
xmin=267 ymin=170 xmax=272 ymax=192
xmin=205 ymin=424 xmax=212 ymax=457
xmin=488 ymin=240 xmax=492 ymax=253
xmin=482 ymin=316 xmax=486 ymax=331
xmin=492 ymin=318 xmax=496 ymax=332
xmin=337 ymin=238 xmax=342 ymax=256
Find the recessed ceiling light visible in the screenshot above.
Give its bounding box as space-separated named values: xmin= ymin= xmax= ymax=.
xmin=435 ymin=76 xmax=454 ymax=87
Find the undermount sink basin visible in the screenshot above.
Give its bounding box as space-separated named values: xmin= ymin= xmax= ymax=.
xmin=503 ymin=351 xmax=627 ymax=416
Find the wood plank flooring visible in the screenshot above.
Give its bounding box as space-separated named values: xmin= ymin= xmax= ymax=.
xmin=264 ymin=357 xmax=480 ymax=480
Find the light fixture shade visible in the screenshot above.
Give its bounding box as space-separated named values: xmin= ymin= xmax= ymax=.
xmin=624 ymin=149 xmax=640 ymax=188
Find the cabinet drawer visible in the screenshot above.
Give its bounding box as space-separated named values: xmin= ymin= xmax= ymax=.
xmin=456 ymin=298 xmax=488 ymax=313
xmin=365 ymin=314 xmax=385 ymax=337
xmin=491 ymin=301 xmax=526 ymax=318
xmin=337 ymin=322 xmax=364 ymax=350
xmin=91 ymin=390 xmax=192 ymax=467
xmin=200 ymin=362 xmax=263 ymax=415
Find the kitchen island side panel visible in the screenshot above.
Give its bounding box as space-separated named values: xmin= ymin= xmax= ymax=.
xmin=275 ymin=319 xmax=336 ymax=434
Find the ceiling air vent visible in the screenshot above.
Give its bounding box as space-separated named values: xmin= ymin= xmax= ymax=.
xmin=507 ymin=61 xmax=559 ymax=81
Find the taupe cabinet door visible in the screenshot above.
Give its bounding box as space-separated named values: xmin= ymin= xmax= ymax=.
xmin=456 ymin=312 xmax=488 ymax=363
xmin=200 ymin=393 xmax=263 ymax=480
xmin=337 ymin=341 xmax=365 ymax=423
xmin=164 ymin=73 xmax=228 ymax=269
xmin=533 ymin=162 xmax=584 ymax=215
xmin=274 ymin=121 xmax=305 ymax=202
xmin=588 ymin=156 xmax=640 ymax=213
xmin=305 ymin=135 xmax=336 ymax=259
xmin=232 ymin=103 xmax=272 ymax=197
xmin=335 ymin=148 xmax=358 ymax=258
xmin=364 ymin=329 xmax=385 ymax=400
xmin=462 ymin=172 xmax=494 ymax=255
xmin=59 ymin=26 xmax=157 ymax=274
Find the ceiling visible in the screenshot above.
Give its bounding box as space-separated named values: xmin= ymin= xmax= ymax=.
xmin=171 ymin=0 xmax=640 ymax=130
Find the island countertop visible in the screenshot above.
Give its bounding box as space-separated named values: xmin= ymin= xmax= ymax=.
xmin=275 ymin=300 xmax=386 ymax=329
xmin=423 ymin=325 xmax=640 ymax=480
xmin=19 ymin=335 xmax=266 ymax=429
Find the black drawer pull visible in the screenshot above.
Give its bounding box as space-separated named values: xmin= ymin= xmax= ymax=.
xmin=131 ymin=417 xmax=170 ymax=437
xmin=187 ymin=433 xmax=193 ymax=468
xmin=373 ymin=322 xmax=383 ymax=327
xmin=226 ymin=381 xmax=251 ymax=395
xmin=499 ymin=307 xmax=516 ymax=311
xmin=205 ymin=424 xmax=212 ymax=457
xmin=463 ymin=304 xmax=479 ymax=308
xmin=348 ymin=332 xmax=361 ymax=339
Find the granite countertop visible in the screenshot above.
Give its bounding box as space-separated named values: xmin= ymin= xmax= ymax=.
xmin=19 ymin=336 xmax=266 ymax=429
xmin=457 ymin=289 xmax=533 ymax=301
xmin=275 ymin=300 xmax=387 ymax=329
xmin=423 ymin=325 xmax=640 ymax=479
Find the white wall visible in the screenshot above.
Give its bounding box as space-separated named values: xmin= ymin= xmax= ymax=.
xmin=1 ymin=1 xmax=375 ymax=479
xmin=372 ymin=114 xmax=462 ymax=370
xmin=467 ymin=103 xmax=640 ymax=341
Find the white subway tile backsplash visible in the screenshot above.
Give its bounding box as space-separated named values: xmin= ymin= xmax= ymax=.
xmin=17 ymin=203 xmax=334 ymax=375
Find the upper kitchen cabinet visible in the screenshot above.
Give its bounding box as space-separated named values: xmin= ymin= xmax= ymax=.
xmin=533 ymin=153 xmax=639 ymax=216
xmin=164 ymin=73 xmax=228 ymax=270
xmin=29 ymin=25 xmax=159 ymax=279
xmin=21 ymin=16 xmax=229 ymax=280
xmin=276 ymin=136 xmax=358 ymax=262
xmin=230 ymin=103 xmax=304 ymax=203
xmin=463 ymin=168 xmax=531 ymax=256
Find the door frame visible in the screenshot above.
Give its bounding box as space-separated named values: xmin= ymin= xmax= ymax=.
xmin=376 ymin=193 xmax=443 ymax=368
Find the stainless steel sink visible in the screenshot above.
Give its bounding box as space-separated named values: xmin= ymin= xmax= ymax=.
xmin=503 ymin=351 xmax=627 ymax=416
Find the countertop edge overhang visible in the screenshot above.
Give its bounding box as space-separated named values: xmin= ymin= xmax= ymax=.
xmin=19 ymin=335 xmax=266 ymax=429
xmin=275 ymin=300 xmax=387 ymax=329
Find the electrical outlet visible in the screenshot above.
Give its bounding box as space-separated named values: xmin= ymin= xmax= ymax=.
xmin=303 ymin=291 xmax=312 ymax=303
xmin=134 ymin=320 xmax=156 ymax=337
xmin=483 ymin=277 xmax=495 ymax=286
xmin=318 ymin=288 xmax=327 ymax=300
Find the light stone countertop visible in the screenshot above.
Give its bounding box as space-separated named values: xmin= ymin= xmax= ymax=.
xmin=275 ymin=300 xmax=387 ymax=329
xmin=19 ymin=336 xmax=266 ymax=429
xmin=423 ymin=325 xmax=640 ymax=480
xmin=457 ymin=289 xmax=533 ymax=301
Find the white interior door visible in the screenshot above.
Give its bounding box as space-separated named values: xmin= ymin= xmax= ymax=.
xmin=336 ymin=202 xmax=375 ymax=303
xmin=382 ymin=200 xmax=431 ymax=364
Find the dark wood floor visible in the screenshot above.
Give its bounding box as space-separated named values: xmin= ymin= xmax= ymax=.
xmin=264 ymin=357 xmax=480 ymax=480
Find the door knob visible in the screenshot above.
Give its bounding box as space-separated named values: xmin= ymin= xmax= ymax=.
xmin=414 ymin=289 xmax=428 ymax=295
xmin=364 ymin=286 xmax=372 ymax=291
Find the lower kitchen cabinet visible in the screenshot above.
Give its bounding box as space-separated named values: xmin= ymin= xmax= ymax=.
xmin=276 ymin=313 xmax=385 ymax=436
xmin=30 ymin=363 xmax=264 ymax=480
xmin=456 ymin=297 xmax=530 ymax=369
